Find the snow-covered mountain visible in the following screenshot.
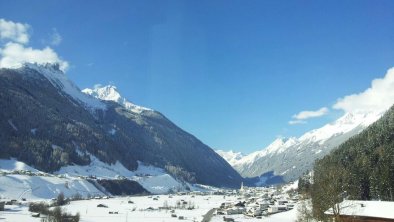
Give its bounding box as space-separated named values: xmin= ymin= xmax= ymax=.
xmin=218 ymin=111 xmax=383 ymax=183
xmin=215 ymin=150 xmax=244 ymax=166
xmin=0 ymin=63 xmax=243 ymax=191
xmin=82 ymin=85 xmax=151 ymax=114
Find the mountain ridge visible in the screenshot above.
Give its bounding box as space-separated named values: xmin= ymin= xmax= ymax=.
xmin=217 ymin=110 xmax=383 ymax=183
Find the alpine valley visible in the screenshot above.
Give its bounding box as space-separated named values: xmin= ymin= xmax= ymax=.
xmin=0 ymin=62 xmax=389 ymax=199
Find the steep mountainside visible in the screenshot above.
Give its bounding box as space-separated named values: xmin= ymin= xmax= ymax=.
xmin=218 ymin=111 xmax=382 ymax=183
xmin=0 ymin=64 xmax=243 ymax=188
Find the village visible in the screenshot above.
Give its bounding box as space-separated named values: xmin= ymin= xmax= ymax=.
xmin=211 ymin=182 xmax=299 ymax=220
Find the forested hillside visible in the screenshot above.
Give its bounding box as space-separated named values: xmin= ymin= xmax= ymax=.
xmin=310 ymin=104 xmax=394 ymax=219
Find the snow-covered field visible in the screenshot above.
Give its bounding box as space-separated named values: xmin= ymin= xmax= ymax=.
xmin=0 ymin=159 xmax=299 ymax=222
xmin=0 ymin=194 xmax=297 ymax=222
xmin=62 ymin=195 xmax=297 ymax=222
xmin=0 ymin=204 xmax=42 ymax=222
xmin=0 ymin=158 xmax=192 ymax=200
xmin=0 ymin=174 xmax=103 ymax=200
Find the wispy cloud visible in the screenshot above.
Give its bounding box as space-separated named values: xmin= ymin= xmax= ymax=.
xmin=288 ymin=119 xmax=307 ymax=125
xmin=333 ymin=67 xmax=394 ymax=113
xmin=289 ymin=107 xmax=329 ymax=125
xmin=0 ymin=18 xmax=68 ymax=71
xmin=50 ymin=28 xmax=62 ymax=46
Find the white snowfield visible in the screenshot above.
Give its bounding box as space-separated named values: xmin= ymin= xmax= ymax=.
xmin=0 ymin=159 xmax=105 ymax=200
xmin=325 ymin=200 xmax=394 ymax=219
xmin=0 ymin=174 xmax=103 ymax=200
xmin=0 ymin=194 xmax=298 ymax=222
xmin=63 ymin=195 xmax=297 ymax=222
xmin=0 ymin=158 xmax=39 ymax=173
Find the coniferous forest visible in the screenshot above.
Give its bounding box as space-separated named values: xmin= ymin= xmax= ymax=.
xmin=309 ymin=105 xmax=394 ymax=219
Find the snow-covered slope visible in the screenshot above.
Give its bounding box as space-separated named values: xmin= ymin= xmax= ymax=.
xmin=22 ymin=63 xmax=106 ymax=111
xmin=0 ymin=157 xmax=189 ymax=199
xmin=222 ymin=111 xmax=383 ymax=183
xmin=55 ymin=155 xmax=188 ymax=194
xmin=0 ymin=158 xmax=40 ymax=173
xmin=82 ymin=85 xmax=151 ymax=114
xmin=0 ymin=159 xmax=105 ymax=200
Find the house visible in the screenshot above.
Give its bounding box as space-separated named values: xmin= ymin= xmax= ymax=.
xmin=286 ymin=203 xmax=295 ymax=209
xmin=268 ymin=205 xmax=287 ymax=214
xmin=245 ymin=207 xmax=263 ymax=217
xmin=276 ymin=199 xmax=288 ymax=205
xmin=0 ymin=201 xmax=4 ymax=211
xmin=324 ymin=200 xmax=394 ymax=222
xmin=260 ymin=201 xmax=270 ymax=210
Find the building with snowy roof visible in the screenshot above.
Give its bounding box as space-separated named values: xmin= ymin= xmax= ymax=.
xmin=325 ymin=200 xmax=394 ymax=222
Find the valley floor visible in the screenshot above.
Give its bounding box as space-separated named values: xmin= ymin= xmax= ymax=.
xmin=0 ymin=194 xmax=297 ymax=222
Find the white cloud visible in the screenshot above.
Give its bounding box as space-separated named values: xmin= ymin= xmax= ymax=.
xmin=288 ymin=120 xmax=307 ymax=125
xmin=333 ymin=67 xmax=394 ymax=113
xmin=0 ymin=42 xmax=68 ymax=71
xmin=288 ymin=107 xmax=328 ymax=125
xmin=0 ymin=19 xmax=30 ymax=44
xmin=50 ymin=28 xmax=62 ymax=46
xmin=0 ymin=18 xmax=68 ymax=72
xmin=293 ymin=107 xmax=329 ymax=120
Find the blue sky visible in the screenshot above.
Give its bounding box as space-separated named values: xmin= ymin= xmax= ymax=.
xmin=1 ymin=0 xmax=394 ymax=153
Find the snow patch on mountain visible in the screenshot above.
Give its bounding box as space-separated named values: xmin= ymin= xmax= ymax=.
xmin=226 ymin=137 xmax=297 ymax=168
xmin=215 ymin=150 xmax=244 ymax=166
xmin=0 ymin=158 xmax=40 ymax=173
xmin=135 ymin=174 xmax=183 ymax=194
xmin=82 ymin=85 xmax=151 ymax=114
xmin=298 ymin=111 xmax=382 ymax=144
xmin=20 ymin=63 xmax=106 ymax=110
xmin=55 ymin=154 xmax=167 ymax=179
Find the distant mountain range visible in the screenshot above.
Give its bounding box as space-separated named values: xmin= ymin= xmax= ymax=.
xmin=0 ymin=63 xmax=243 ymax=189
xmin=217 ymin=110 xmax=383 ymax=183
